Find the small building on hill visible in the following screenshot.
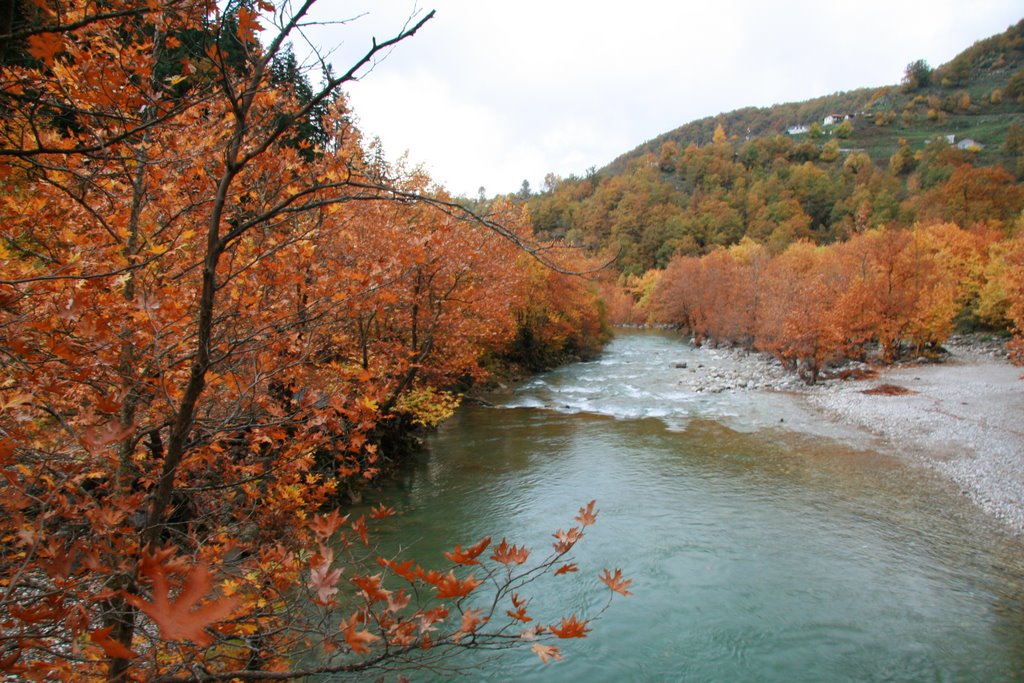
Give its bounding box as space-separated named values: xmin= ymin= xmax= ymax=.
xmin=823 ymin=114 xmax=851 ymax=126
xmin=956 ymin=138 xmax=985 ymax=150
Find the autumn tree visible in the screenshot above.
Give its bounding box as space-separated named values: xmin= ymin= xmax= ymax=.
xmin=753 ymin=241 xmax=848 ymax=383
xmin=504 ymin=244 xmax=610 ymax=369
xmin=645 ymin=220 xmax=1006 ymax=382
xmin=978 ymin=235 xmax=1024 ymax=363
xmin=917 ymin=164 xmax=1024 ymax=229
xmin=648 ymin=254 xmax=702 ymax=331
xmin=0 ymin=2 xmax=628 ymax=680
xmin=901 ymin=59 xmax=933 ymax=91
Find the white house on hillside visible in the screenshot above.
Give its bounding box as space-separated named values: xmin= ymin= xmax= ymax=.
xmin=956 ymin=138 xmax=985 ymax=151
xmin=823 ymin=114 xmax=851 ymax=126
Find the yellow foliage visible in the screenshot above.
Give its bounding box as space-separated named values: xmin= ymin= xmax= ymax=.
xmin=394 ymin=388 xmax=461 ymax=428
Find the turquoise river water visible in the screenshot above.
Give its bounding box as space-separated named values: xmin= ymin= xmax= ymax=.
xmin=355 ymin=330 xmax=1024 ymax=682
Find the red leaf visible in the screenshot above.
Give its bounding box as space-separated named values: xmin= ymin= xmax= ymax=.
xmin=125 ymin=553 xmax=238 ymax=646
xmin=308 ymin=547 xmax=343 ymax=605
xmin=490 ymin=538 xmax=530 ymax=565
xmin=27 ymin=32 xmax=62 ymax=65
xmin=80 ymin=421 xmax=135 ymax=453
xmin=432 ymin=571 xmax=481 ymax=599
xmin=599 ymin=567 xmax=634 ymax=596
xmin=554 ymin=562 xmax=578 ymax=576
xmin=531 ymin=643 xmax=562 ymax=664
xmin=549 ymin=614 xmax=591 ymax=639
xmin=0 ymin=437 xmax=15 ymax=465
xmin=343 ymin=613 xmax=379 ymax=655
xmin=506 ymin=605 xmax=532 ymax=623
xmin=0 ymin=647 xmax=23 ymax=673
xmin=39 ymin=538 xmax=75 ymax=580
xmin=351 ymin=515 xmax=368 ymax=546
xmin=378 ymin=557 xmax=417 ymax=582
xmin=351 ymin=573 xmax=391 ymax=603
xmin=235 ymin=6 xmax=263 ymax=42
xmin=444 ymin=536 xmax=490 ymax=565
xmin=89 ymin=626 xmax=136 ymax=659
xmin=552 ymin=527 xmax=583 ymax=554
xmin=574 ymin=499 xmax=598 ymax=527
xmin=309 ymin=509 xmax=349 ymax=541
xmin=452 ymin=608 xmax=486 ymax=642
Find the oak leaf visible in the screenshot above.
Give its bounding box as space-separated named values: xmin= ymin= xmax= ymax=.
xmin=27 ymin=32 xmax=62 ymax=65
xmin=89 ymin=626 xmax=136 ymax=659
xmin=548 ymin=614 xmax=591 ymax=639
xmin=552 ymin=527 xmax=584 ymax=554
xmin=506 ymin=605 xmax=532 ymax=623
xmin=432 ymin=571 xmax=481 ymax=599
xmin=490 ymin=538 xmax=529 ymax=565
xmin=387 ymin=588 xmax=411 ymax=614
xmin=309 ymin=509 xmax=349 ymax=541
xmin=574 ymin=500 xmax=598 ymax=526
xmin=418 ymin=605 xmax=449 ymax=631
xmin=531 ymin=643 xmax=562 ymax=664
xmin=452 ymin=608 xmax=486 ymax=642
xmin=351 ymin=573 xmax=391 ymax=603
xmin=0 ymin=437 xmax=14 ymax=464
xmin=308 ymin=548 xmax=343 ymax=605
xmin=378 ymin=557 xmax=417 ymax=582
xmin=370 ymin=503 xmax=395 ymax=519
xmin=126 ymin=554 xmax=238 ymax=646
xmin=80 ymin=421 xmax=135 ymax=453
xmin=343 ymin=613 xmax=379 ymax=655
xmin=444 ymin=536 xmax=490 ymax=565
xmin=599 ymin=568 xmax=634 ymax=596
xmin=235 ymin=7 xmax=263 ymax=41
xmin=351 ymin=515 xmax=368 ymax=546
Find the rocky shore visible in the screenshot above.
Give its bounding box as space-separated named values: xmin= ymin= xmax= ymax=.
xmin=681 ymin=335 xmax=1024 ymax=535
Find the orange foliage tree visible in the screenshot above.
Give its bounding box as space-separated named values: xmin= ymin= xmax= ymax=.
xmin=842 ymin=225 xmax=979 ymax=360
xmin=647 ymin=221 xmax=1007 ymax=382
xmin=0 ymin=2 xmax=627 ymax=680
xmin=648 ymin=240 xmax=768 ymax=347
xmin=505 ymin=243 xmax=611 ymax=370
xmin=754 ymin=241 xmax=852 ymax=383
xmin=979 ymin=234 xmax=1024 ymax=364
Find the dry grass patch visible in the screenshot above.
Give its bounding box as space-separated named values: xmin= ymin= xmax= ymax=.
xmin=862 ymin=383 xmax=917 ymax=396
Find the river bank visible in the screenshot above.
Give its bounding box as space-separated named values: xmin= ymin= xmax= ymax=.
xmin=803 ymin=338 xmax=1024 ymax=535
xmin=681 ymin=334 xmax=1024 ymax=535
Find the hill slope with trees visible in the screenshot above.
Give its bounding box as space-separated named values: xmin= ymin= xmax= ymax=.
xmin=525 ymin=18 xmax=1024 ymax=380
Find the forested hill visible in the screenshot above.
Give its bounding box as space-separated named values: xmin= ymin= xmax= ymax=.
xmin=602 ymin=88 xmax=878 ymax=176
xmin=606 ymin=18 xmax=1024 ymax=175
xmin=528 ymin=18 xmax=1024 ymax=276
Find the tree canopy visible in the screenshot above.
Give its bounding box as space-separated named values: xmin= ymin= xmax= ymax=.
xmin=0 ymin=2 xmax=621 ymax=680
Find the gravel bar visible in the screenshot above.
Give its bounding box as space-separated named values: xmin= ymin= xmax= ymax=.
xmin=680 ymin=335 xmax=1024 ymax=534
xmin=801 ymin=343 xmax=1024 ymax=534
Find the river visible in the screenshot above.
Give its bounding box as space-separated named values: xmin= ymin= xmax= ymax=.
xmin=358 ymin=330 xmax=1024 ymax=681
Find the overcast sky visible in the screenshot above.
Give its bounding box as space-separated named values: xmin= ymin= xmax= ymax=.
xmin=295 ymin=2 xmax=1022 ymax=198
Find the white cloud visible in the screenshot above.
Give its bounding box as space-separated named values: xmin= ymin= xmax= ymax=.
xmin=346 ymin=67 xmax=514 ymax=193
xmin=298 ymin=1 xmax=1023 ymax=197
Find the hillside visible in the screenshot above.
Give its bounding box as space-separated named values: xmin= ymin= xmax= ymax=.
xmin=603 ymin=89 xmax=878 ymax=175
xmin=526 ymin=19 xmax=1024 ymax=277
xmin=605 ymin=19 xmax=1024 ymax=175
